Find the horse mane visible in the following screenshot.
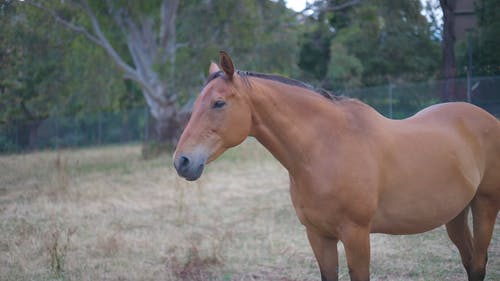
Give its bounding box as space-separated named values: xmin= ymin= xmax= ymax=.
xmin=205 ymin=70 xmax=344 ymax=102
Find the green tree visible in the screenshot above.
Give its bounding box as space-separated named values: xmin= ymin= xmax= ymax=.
xmin=175 ymin=0 xmax=300 ymax=103
xmin=298 ymin=16 xmax=332 ymax=81
xmin=325 ymin=43 xmax=363 ymax=90
xmin=0 ymin=3 xmax=69 ymax=148
xmin=298 ymin=0 xmax=440 ymax=90
xmin=471 ymin=0 xmax=500 ymax=76
xmin=59 ymin=36 xmax=143 ymax=116
xmin=24 ymin=0 xmax=183 ymax=145
xmin=0 ymin=2 xmax=144 ymax=150
xmin=23 ymin=0 xmax=300 ymax=147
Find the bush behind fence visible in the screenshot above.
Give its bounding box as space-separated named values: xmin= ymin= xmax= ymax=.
xmin=343 ymin=76 xmax=500 ymax=119
xmin=2 ymin=77 xmax=499 ymax=154
xmin=0 ymin=107 xmax=150 ymax=153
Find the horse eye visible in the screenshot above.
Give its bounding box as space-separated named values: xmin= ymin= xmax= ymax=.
xmin=213 ymin=100 xmax=226 ymax=109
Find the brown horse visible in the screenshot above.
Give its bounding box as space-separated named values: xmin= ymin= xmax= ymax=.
xmin=173 ymin=51 xmax=500 ymax=281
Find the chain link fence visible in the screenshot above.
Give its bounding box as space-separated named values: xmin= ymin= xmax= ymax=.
xmin=1 ymin=77 xmax=499 ymax=154
xmin=0 ymin=107 xmax=151 ymax=153
xmin=342 ymin=76 xmax=500 ymax=119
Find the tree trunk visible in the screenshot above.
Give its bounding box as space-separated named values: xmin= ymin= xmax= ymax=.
xmin=142 ymin=82 xmax=190 ymax=147
xmin=150 ymin=103 xmax=182 ymax=145
xmin=17 ymin=119 xmax=42 ymax=150
xmin=440 ymin=0 xmax=457 ymax=101
xmin=141 ymin=96 xmax=190 ymax=158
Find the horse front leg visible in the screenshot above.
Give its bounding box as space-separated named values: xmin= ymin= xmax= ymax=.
xmin=339 ymin=224 xmax=371 ymax=281
xmin=306 ymin=228 xmax=339 ymax=281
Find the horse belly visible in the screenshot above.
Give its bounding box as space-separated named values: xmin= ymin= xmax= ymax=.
xmin=371 ymin=153 xmax=480 ymax=234
xmin=370 ymin=188 xmax=474 ymax=235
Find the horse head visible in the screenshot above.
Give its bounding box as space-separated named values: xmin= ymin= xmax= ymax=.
xmin=173 ymin=51 xmax=252 ymax=181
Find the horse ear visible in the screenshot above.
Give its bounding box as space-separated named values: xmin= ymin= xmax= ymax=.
xmin=219 ymin=51 xmax=234 ymax=80
xmin=209 ymin=61 xmax=220 ymax=75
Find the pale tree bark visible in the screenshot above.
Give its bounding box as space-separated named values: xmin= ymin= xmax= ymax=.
xmin=299 ymin=0 xmax=363 ymax=14
xmin=326 ymin=0 xmax=363 ymax=11
xmin=440 ymin=0 xmax=457 ymax=101
xmin=28 ymin=0 xmax=185 ymax=145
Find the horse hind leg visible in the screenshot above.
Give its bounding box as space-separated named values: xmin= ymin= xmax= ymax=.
xmin=445 ymin=206 xmax=473 ymax=277
xmin=469 ymin=194 xmax=499 ymax=281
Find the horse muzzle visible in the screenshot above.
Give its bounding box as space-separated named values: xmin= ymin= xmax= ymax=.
xmin=173 ymin=153 xmax=206 ymax=181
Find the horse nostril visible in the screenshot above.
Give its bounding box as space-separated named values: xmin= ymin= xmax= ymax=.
xmin=179 ymin=156 xmax=190 ymax=169
xmin=174 ymin=155 xmax=192 ymax=174
xmin=174 ymin=153 xmax=206 ymax=181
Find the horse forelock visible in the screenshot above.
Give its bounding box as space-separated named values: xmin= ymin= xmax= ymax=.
xmin=205 ymin=70 xmax=226 ymax=85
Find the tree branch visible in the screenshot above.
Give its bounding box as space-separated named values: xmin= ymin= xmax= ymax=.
xmin=28 ymin=0 xmax=140 ymax=83
xmin=102 ymin=1 xmax=158 ymax=88
xmin=77 ymin=0 xmax=138 ymax=78
xmin=327 ymin=0 xmax=363 ymax=11
xmin=27 ymin=1 xmax=103 ymax=47
xmin=296 ymin=0 xmax=362 ymax=16
xmin=104 ymin=0 xmax=128 ymax=34
xmin=1 ymin=0 xmax=16 ymax=12
xmin=28 ymin=0 xmax=172 ymax=104
xmin=159 ymin=0 xmax=179 ymax=50
xmin=104 ymin=4 xmax=147 ymax=72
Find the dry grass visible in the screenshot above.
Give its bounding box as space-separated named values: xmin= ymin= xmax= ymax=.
xmin=0 ymin=140 xmax=499 ymax=281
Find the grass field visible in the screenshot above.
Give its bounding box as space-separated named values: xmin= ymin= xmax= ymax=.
xmin=0 ymin=139 xmax=499 ymax=281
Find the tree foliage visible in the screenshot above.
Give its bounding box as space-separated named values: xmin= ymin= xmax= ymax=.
xmin=459 ymin=0 xmax=500 ymax=76
xmin=7 ymin=0 xmax=499 ymax=152
xmin=174 ymin=0 xmax=300 ymax=103
xmin=0 ymin=2 xmax=142 ymax=121
xmin=298 ymin=0 xmax=441 ymax=90
xmin=0 ymin=4 xmax=66 ymax=124
xmin=4 ymin=0 xmax=300 ymax=147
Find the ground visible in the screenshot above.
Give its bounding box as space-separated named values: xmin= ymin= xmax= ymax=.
xmin=0 ymin=139 xmax=499 ymax=281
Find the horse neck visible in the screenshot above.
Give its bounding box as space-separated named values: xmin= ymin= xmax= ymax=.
xmin=245 ymin=78 xmax=348 ymax=173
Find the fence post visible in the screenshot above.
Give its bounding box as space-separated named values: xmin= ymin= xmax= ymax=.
xmin=55 ymin=115 xmax=59 ymax=149
xmin=466 ymin=32 xmax=474 ymax=103
xmin=144 ymin=106 xmax=149 ymax=142
xmin=98 ymin=111 xmax=102 ymax=145
xmin=388 ymin=82 xmax=393 ymax=119
xmin=15 ymin=120 xmax=19 ymax=151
